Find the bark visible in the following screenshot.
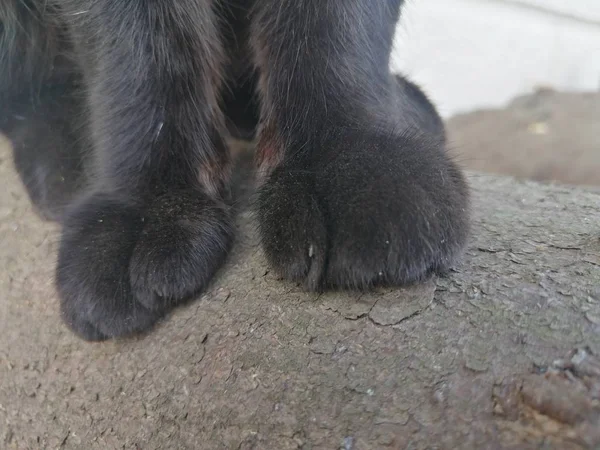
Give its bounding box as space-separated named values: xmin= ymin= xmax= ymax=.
xmin=1 ymin=136 xmax=599 ymax=449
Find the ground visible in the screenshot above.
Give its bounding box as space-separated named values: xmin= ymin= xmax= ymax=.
xmin=1 ymin=91 xmax=599 ymax=449
xmin=447 ymin=89 xmax=600 ymax=187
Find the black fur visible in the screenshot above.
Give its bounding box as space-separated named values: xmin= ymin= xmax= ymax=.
xmin=1 ymin=0 xmax=470 ymax=341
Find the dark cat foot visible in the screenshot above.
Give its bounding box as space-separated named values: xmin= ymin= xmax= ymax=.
xmin=57 ymin=189 xmax=233 ymax=341
xmin=257 ymin=127 xmax=470 ymax=290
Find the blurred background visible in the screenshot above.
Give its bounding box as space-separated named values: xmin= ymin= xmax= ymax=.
xmin=391 ymin=0 xmax=600 ymax=187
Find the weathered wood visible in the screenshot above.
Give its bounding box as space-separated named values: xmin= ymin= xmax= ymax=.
xmin=1 ymin=136 xmax=599 ymax=449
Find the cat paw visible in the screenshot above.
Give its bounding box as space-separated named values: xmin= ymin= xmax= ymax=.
xmin=129 ymin=191 xmax=232 ymax=309
xmin=56 ymin=190 xmax=233 ymax=341
xmin=257 ymin=128 xmax=470 ymax=290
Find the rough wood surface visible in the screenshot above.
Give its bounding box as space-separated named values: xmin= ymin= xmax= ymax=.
xmin=1 ymin=135 xmax=599 ymax=449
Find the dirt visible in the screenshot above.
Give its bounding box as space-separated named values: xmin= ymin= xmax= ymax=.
xmin=1 ymin=92 xmax=600 ymax=449
xmin=447 ymin=89 xmax=600 ymax=187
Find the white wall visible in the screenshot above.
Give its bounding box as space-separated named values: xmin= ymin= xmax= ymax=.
xmin=390 ymin=0 xmax=600 ymax=117
xmin=509 ymin=0 xmax=600 ymax=23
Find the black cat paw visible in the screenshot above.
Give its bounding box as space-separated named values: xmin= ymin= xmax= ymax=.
xmin=57 ymin=190 xmax=233 ymax=341
xmin=129 ymin=191 xmax=233 ymax=309
xmin=257 ymin=128 xmax=470 ymax=290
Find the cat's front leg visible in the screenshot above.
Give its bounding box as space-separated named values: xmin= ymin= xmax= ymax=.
xmin=57 ymin=0 xmax=233 ymax=340
xmin=251 ymin=0 xmax=470 ymax=289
